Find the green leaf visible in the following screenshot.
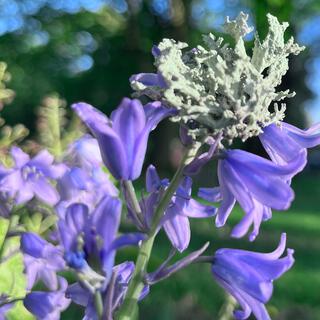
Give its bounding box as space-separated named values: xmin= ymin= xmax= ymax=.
xmin=0 ymin=235 xmax=35 ymax=319
xmin=6 ymin=301 xmax=34 ymax=320
xmin=39 ymin=214 xmax=57 ymax=234
xmin=23 ymin=213 xmax=42 ymax=233
xmin=0 ymin=217 xmax=10 ymax=250
xmin=0 ymin=237 xmax=26 ymax=297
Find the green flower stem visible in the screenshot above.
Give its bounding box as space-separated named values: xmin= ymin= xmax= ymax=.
xmin=0 ymin=215 xmax=13 ymax=259
xmin=122 ymin=180 xmax=144 ymax=228
xmin=218 ymin=294 xmax=237 ymax=320
xmin=116 ymin=142 xmax=200 ymax=320
xmin=94 ymin=291 xmax=104 ymax=320
xmin=0 ymin=297 xmax=24 ymax=308
xmin=103 ymin=271 xmax=117 ymax=320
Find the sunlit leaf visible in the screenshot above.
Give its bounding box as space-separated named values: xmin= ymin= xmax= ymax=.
xmin=6 ymin=301 xmax=34 ymax=320
xmin=0 ymin=217 xmax=10 ymax=249
xmin=0 ymin=237 xmax=26 ymax=297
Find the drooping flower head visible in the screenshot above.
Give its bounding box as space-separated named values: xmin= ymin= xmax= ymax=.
xmin=72 ymin=98 xmax=175 ymax=181
xmin=58 ymin=198 xmax=147 ymax=319
xmin=56 ymin=166 xmax=118 ymax=217
xmin=199 ymin=149 xmax=305 ymax=241
xmin=126 ymin=165 xmax=216 ymax=252
xmin=24 ymin=277 xmax=71 ymax=320
xmin=58 ymin=196 xmax=145 ymax=280
xmin=260 ymin=121 xmax=320 ymax=172
xmin=21 ymin=232 xmax=65 ymax=291
xmin=211 ymin=233 xmax=294 ymax=320
xmin=56 ymin=134 xmax=118 ymax=216
xmin=64 ymin=134 xmax=103 ymax=170
xmin=0 ymin=147 xmax=65 ymax=205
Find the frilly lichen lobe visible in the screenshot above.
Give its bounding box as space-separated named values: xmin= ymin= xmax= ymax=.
xmin=131 ymin=12 xmax=305 ymax=144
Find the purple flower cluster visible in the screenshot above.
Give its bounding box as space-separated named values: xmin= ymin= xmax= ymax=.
xmin=69 ymin=97 xmax=320 ymax=319
xmin=198 ymin=121 xmax=318 ymax=242
xmin=0 ymin=147 xmax=65 ymax=206
xmin=0 ymin=90 xmax=317 ymax=320
xmin=126 ymin=164 xmax=216 ymax=252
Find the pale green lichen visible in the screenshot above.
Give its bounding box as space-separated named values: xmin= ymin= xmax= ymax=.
xmin=131 ymin=12 xmax=305 ymax=143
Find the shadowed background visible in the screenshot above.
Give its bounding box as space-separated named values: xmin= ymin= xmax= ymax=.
xmin=0 ymin=0 xmax=320 ymax=319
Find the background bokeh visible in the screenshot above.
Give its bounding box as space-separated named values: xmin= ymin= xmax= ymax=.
xmin=1 ymin=0 xmax=320 ymax=319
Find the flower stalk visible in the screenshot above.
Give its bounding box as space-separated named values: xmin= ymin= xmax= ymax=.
xmin=94 ymin=291 xmax=104 ymax=320
xmin=217 ymin=294 xmax=237 ymax=320
xmin=116 ymin=142 xmax=200 ymax=320
xmin=122 ymin=180 xmax=145 ymax=229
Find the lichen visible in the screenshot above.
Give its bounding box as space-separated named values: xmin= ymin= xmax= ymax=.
xmin=131 ymin=12 xmax=305 ymax=143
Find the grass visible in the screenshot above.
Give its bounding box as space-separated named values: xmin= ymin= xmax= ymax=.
xmin=63 ymin=172 xmax=320 ymax=319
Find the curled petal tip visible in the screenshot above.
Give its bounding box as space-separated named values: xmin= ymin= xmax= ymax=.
xmin=203 ymin=241 xmax=210 ymax=251
xmin=249 ymin=233 xmax=257 ymax=242
xmin=280 ymin=232 xmax=287 ymax=240
xmin=120 ymin=96 xmax=132 ymax=104
xmin=287 ymin=248 xmax=294 ymax=254
xmin=230 ymin=229 xmax=242 ymax=239
xmin=152 ymin=45 xmax=161 ymax=57
xmin=287 ymin=248 xmax=295 ymax=260
xmin=215 ymin=220 xmax=225 ymax=228
xmin=71 ymin=102 xmax=91 ymax=112
xmin=266 ymin=232 xmax=287 ymax=259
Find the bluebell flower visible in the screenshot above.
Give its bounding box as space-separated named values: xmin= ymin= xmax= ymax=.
xmin=0 ymin=147 xmax=65 ymax=205
xmin=127 ymin=165 xmax=216 ymax=252
xmin=57 ymin=198 xmax=144 ymax=319
xmin=72 ymin=98 xmax=175 ymax=181
xmin=111 ymin=262 xmax=149 ymax=306
xmin=130 ymin=72 xmax=167 ymax=89
xmin=57 ymin=134 xmax=118 ymax=216
xmin=58 ymin=197 xmax=145 ymax=278
xmin=65 ymin=134 xmax=103 ymax=170
xmin=184 ymin=135 xmax=222 ymax=176
xmin=129 ymin=50 xmax=167 ymax=100
xmin=56 ymin=166 xmax=118 ymax=217
xmin=21 ymin=232 xmax=65 ymax=290
xmin=211 ymin=233 xmax=294 ymax=320
xmin=129 ymin=45 xmax=167 ymax=94
xmin=24 ymin=277 xmax=71 ymax=320
xmin=260 ymin=121 xmax=320 ymax=172
xmin=199 ymin=149 xmax=305 ymax=241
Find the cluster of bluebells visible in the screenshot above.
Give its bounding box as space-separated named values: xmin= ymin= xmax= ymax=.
xmin=0 ymin=12 xmax=319 ymax=320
